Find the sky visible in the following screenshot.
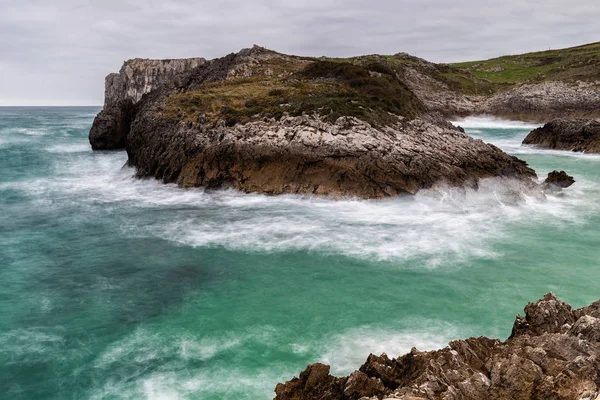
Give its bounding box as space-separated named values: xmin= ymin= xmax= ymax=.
xmin=0 ymin=0 xmax=598 ymax=106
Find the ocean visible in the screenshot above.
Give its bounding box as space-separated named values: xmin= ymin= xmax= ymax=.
xmin=1 ymin=107 xmax=599 ymax=399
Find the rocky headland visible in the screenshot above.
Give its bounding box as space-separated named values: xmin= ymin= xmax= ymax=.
xmin=275 ymin=293 xmax=600 ymax=400
xmin=523 ymin=119 xmax=600 ymax=153
xmin=89 ymin=45 xmax=576 ymax=198
xmin=89 ymin=43 xmax=600 ymax=197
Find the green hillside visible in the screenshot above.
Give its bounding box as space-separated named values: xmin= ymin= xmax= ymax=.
xmin=450 ymin=42 xmax=600 ymax=84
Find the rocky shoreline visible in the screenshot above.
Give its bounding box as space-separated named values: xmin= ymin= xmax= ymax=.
xmin=275 ymin=293 xmax=600 ymax=400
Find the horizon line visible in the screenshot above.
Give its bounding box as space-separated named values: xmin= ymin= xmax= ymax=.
xmin=0 ymin=105 xmax=102 ymax=107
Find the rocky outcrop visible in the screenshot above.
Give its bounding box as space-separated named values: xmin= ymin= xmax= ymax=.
xmin=89 ymin=57 xmax=205 ymax=150
xmin=543 ymin=170 xmax=576 ymax=191
xmin=523 ymin=119 xmax=600 ymax=153
xmin=275 ymin=293 xmax=600 ymax=400
xmin=128 ymin=111 xmax=536 ymax=198
xmin=94 ymin=45 xmax=600 ymax=197
xmin=405 ymin=73 xmax=600 ymax=122
xmin=114 ymin=46 xmax=536 ymax=199
xmin=89 ymin=99 xmax=134 ymax=150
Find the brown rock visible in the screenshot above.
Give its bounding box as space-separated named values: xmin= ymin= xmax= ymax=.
xmin=275 ymin=294 xmax=600 ymax=400
xmin=274 ymin=363 xmax=345 ymax=400
xmin=126 ymin=111 xmax=537 ymax=199
xmin=543 ymin=170 xmax=575 ymax=189
xmin=510 ymin=292 xmax=576 ymax=337
xmin=523 ymin=119 xmax=600 ymax=153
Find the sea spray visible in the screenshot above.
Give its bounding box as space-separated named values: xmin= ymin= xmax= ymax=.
xmin=2 ymin=108 xmax=600 ymax=399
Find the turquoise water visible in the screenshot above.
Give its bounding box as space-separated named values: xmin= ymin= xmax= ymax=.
xmin=1 ymin=108 xmax=599 ymax=399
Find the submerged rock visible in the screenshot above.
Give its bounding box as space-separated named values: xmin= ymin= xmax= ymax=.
xmin=523 ymin=119 xmax=600 ymax=153
xmin=275 ymin=293 xmax=600 ymax=400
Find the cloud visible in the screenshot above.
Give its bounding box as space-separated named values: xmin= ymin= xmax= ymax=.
xmin=0 ymin=0 xmax=598 ymax=105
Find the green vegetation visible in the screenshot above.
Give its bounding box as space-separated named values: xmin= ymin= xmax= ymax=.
xmin=451 ymin=42 xmax=600 ymax=84
xmin=164 ymin=58 xmax=422 ymax=127
xmin=163 ymin=42 xmax=600 ymax=126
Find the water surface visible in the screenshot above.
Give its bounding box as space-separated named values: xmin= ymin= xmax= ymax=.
xmin=1 ymin=109 xmax=599 ymax=399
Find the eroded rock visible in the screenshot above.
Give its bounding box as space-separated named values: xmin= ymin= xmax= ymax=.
xmin=127 ymin=112 xmax=537 ymax=199
xmin=275 ymin=293 xmax=600 ymax=400
xmin=89 ymin=99 xmax=134 ymax=150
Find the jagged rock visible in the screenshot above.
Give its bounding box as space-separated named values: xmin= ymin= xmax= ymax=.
xmin=343 ymin=371 xmax=386 ymax=399
xmin=104 ymin=57 xmax=206 ymax=108
xmin=543 ymin=170 xmax=576 ymax=190
xmin=523 ymin=119 xmax=600 ymax=153
xmin=275 ymin=293 xmax=600 ymax=400
xmin=274 ymin=363 xmax=345 ymax=400
xmin=510 ymin=293 xmax=576 ymax=337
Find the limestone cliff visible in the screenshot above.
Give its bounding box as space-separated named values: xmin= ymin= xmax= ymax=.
xmin=119 ymin=46 xmax=536 ymax=198
xmin=90 ymin=57 xmax=205 ymax=150
xmin=104 ymin=57 xmax=206 ymax=107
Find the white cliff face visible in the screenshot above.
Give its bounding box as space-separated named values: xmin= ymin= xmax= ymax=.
xmin=104 ymin=57 xmax=206 ymax=107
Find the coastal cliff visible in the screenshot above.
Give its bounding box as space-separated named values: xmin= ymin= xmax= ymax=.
xmin=90 ymin=46 xmax=547 ymax=197
xmin=90 ymin=57 xmax=205 ymax=150
xmin=89 ymin=42 xmax=600 ymax=196
xmin=103 ymin=57 xmax=206 ymax=108
xmin=275 ymin=293 xmax=600 ymax=400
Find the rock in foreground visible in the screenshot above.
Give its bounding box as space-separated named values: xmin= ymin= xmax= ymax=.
xmin=523 ymin=119 xmax=600 ymax=153
xmin=275 ymin=293 xmax=600 ymax=400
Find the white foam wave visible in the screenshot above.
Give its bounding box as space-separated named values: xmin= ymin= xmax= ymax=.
xmin=89 ymin=327 xmax=287 ymax=399
xmin=95 ymin=326 xmax=274 ymax=369
xmin=146 ymin=178 xmax=594 ymax=267
xmin=4 ymin=148 xmax=597 ymax=266
xmin=0 ymin=327 xmax=66 ymax=363
xmin=44 ymin=143 xmax=91 ymax=153
xmin=89 ymin=367 xmax=292 ymax=400
xmin=0 ymin=126 xmax=50 ymax=136
xmin=318 ymin=322 xmax=457 ymax=374
xmin=452 ymin=115 xmax=541 ymax=130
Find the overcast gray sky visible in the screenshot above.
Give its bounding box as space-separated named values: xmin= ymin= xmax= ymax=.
xmin=0 ymin=0 xmax=598 ymax=105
